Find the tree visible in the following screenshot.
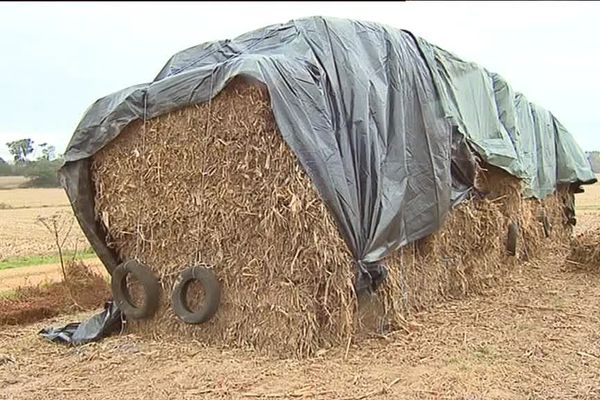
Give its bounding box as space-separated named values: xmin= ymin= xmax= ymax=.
xmin=38 ymin=142 xmax=56 ymax=161
xmin=22 ymin=157 xmax=63 ymax=187
xmin=1 ymin=140 xmax=63 ymax=185
xmin=6 ymin=138 xmax=34 ymax=164
xmin=0 ymin=157 xmax=11 ymax=176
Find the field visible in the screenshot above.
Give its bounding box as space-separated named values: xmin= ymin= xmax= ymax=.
xmin=0 ymin=181 xmax=90 ymax=262
xmin=575 ymin=176 xmax=600 ymax=211
xmin=0 ymin=175 xmax=599 ymax=399
xmin=0 ymin=176 xmax=29 ymax=190
xmin=574 ymin=176 xmax=600 ymax=234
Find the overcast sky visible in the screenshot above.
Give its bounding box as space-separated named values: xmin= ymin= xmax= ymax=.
xmin=1 ymin=1 xmax=598 ymax=161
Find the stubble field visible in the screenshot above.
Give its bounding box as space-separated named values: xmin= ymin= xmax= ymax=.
xmin=0 ymin=185 xmax=89 ymax=262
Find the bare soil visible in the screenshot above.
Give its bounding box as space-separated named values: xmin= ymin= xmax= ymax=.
xmin=1 ymin=247 xmax=599 ymax=399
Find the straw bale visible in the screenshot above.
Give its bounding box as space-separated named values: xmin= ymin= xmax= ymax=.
xmin=371 ymin=165 xmax=573 ymax=333
xmin=92 ymin=78 xmax=355 ymax=357
xmin=91 ymin=77 xmax=575 ymax=355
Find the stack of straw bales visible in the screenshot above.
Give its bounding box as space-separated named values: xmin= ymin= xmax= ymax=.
xmin=377 ymin=166 xmax=573 ymax=331
xmin=91 ymin=78 xmax=574 ymax=356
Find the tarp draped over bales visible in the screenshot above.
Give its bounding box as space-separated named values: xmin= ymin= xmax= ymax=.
xmin=416 ymin=39 xmax=596 ymax=198
xmin=59 ymin=17 xmax=596 ymax=286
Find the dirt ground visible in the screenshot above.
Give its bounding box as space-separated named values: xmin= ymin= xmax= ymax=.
xmin=1 ymin=246 xmax=599 ymax=399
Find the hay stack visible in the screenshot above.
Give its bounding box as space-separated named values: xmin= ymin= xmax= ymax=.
xmin=92 ymin=78 xmax=355 ymax=357
xmin=91 ymin=77 xmax=575 ymax=356
xmin=373 ymin=165 xmax=572 ymax=332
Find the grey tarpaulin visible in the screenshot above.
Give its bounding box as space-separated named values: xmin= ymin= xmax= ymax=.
xmin=59 ymin=16 xmax=596 ymax=291
xmin=39 ymin=301 xmax=122 ymax=345
xmin=416 ymin=39 xmax=597 ymax=199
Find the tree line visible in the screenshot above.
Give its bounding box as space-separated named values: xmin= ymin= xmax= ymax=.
xmin=0 ymin=138 xmax=63 ymax=187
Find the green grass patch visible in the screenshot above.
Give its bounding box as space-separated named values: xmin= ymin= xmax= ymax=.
xmin=0 ymin=250 xmax=97 ymax=271
xmin=0 ymin=289 xmax=20 ymax=300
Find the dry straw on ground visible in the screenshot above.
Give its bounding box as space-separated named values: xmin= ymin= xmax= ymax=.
xmin=0 ymin=261 xmax=109 ymax=326
xmin=567 ymin=228 xmax=600 ymax=268
xmin=91 ymin=77 xmax=573 ymax=356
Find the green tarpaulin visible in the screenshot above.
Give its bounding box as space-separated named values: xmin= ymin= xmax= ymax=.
xmin=417 ymin=38 xmax=596 ymax=198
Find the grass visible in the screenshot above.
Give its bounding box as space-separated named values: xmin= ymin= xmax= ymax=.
xmin=0 ymin=289 xmax=19 ymax=300
xmin=0 ymin=250 xmax=97 ymax=271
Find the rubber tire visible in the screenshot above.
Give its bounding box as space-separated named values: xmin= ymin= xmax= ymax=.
xmin=542 ymin=215 xmax=551 ymax=238
xmin=111 ymin=260 xmax=160 ymax=320
xmin=171 ymin=266 xmax=221 ymax=324
xmin=507 ymin=222 xmax=518 ymax=256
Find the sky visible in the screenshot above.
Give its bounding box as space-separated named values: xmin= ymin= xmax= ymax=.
xmin=1 ymin=1 xmax=599 ymax=161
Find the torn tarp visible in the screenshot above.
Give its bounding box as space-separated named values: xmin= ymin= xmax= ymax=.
xmin=39 ymin=301 xmax=122 ymax=345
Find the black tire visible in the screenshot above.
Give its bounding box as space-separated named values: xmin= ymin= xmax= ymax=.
xmin=171 ymin=266 xmax=221 ymax=324
xmin=507 ymin=222 xmax=518 ymax=256
xmin=111 ymin=260 xmax=160 ymax=320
